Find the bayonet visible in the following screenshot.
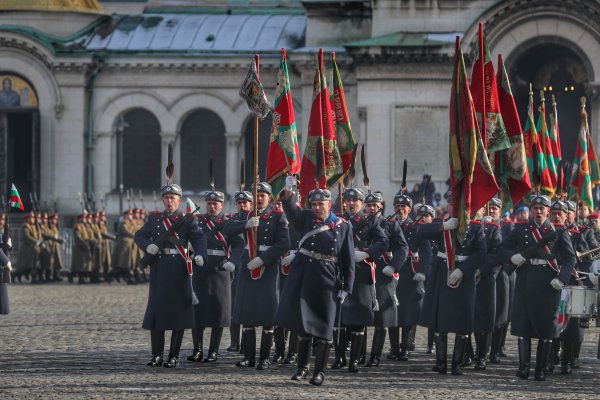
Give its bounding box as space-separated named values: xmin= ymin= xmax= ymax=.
xmin=361 ymin=144 xmax=370 ymax=192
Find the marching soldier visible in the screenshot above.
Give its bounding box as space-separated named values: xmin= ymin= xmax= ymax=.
xmin=222 ymin=182 xmax=290 ymax=370
xmin=388 ymin=196 xmax=432 ymax=362
xmin=135 ymin=183 xmax=207 ymax=368
xmin=111 ymin=209 xmax=136 ymax=283
xmin=46 ymin=213 xmax=64 ymax=282
xmin=186 ymin=190 xmax=244 ymax=363
xmin=71 ymin=212 xmax=92 ymax=284
xmin=365 ymin=192 xmax=408 ymax=367
xmin=419 ymin=213 xmax=486 ymax=376
xmin=332 ymin=188 xmax=388 ymax=373
xmin=276 ymin=183 xmax=355 ymax=386
xmin=500 ymin=195 xmax=576 ymax=381
xmin=14 ymin=212 xmax=40 ymax=283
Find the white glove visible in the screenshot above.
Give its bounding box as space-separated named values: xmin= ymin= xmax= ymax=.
xmin=285 ymin=175 xmax=297 ymax=191
xmin=245 ymin=216 xmax=260 ymax=229
xmin=442 ymin=218 xmax=458 ymax=231
xmin=550 ymin=278 xmax=564 ymax=291
xmin=447 ymin=268 xmax=464 ymax=286
xmin=146 ymin=244 xmax=159 ymax=255
xmin=413 ymin=272 xmax=426 ymax=282
xmin=5 ymin=261 xmax=12 ymax=272
xmin=510 ymin=253 xmax=526 ymax=266
xmin=222 ymin=261 xmax=235 ymax=272
xmin=247 ymin=257 xmax=264 ymax=271
xmin=6 ymin=237 xmax=11 ymax=248
xmin=382 ymin=266 xmax=395 ymax=277
xmin=194 ymin=255 xmax=204 ymax=267
xmin=282 ymin=252 xmax=296 ymax=267
xmin=35 ymin=240 xmax=42 ymax=248
xmin=355 ymin=250 xmax=369 ymax=263
xmin=337 ymin=290 xmax=349 ymax=303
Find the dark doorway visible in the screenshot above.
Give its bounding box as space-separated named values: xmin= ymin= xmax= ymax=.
xmin=243 ymin=114 xmax=272 ymax=188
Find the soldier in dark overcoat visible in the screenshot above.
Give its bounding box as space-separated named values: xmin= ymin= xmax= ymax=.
xmin=332 ymin=188 xmax=388 ymax=373
xmin=419 ymin=215 xmax=486 ymax=376
xmin=186 ymin=190 xmax=244 ymax=364
xmin=135 ymin=183 xmax=207 ymax=368
xmin=221 ymin=182 xmax=290 ymax=370
xmin=388 ymin=197 xmax=433 ymax=362
xmin=499 ymin=195 xmax=576 ymax=381
xmin=364 ymin=192 xmax=408 ymax=367
xmin=275 ymin=184 xmax=355 ymax=386
xmin=0 ymin=233 xmax=11 ymax=314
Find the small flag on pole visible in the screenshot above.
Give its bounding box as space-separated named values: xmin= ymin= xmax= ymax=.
xmin=185 ymin=197 xmax=199 ymax=215
xmin=9 ymin=184 xmax=24 ymax=211
xmin=239 ymin=58 xmax=271 ymax=120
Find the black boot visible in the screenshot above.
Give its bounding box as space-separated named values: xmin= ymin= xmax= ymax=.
xmin=228 ymin=324 xmax=241 ymax=352
xmin=474 ymin=332 xmax=491 ymax=370
xmin=77 ymin=273 xmax=85 ymax=284
xmin=187 ymin=328 xmax=204 ymax=362
xmin=331 ymin=327 xmax=347 ymax=369
xmin=461 ymin=335 xmax=473 ymax=367
xmin=291 ymin=336 xmax=311 ymax=380
xmin=284 ymin=333 xmax=298 ymax=364
xmin=272 ymin=326 xmax=287 ymax=363
xmin=256 ymin=328 xmax=274 ymax=370
xmin=147 ymin=330 xmax=165 ymax=367
xmin=236 ymin=327 xmax=256 ymax=367
xmin=451 ymin=334 xmax=468 ymax=375
xmin=204 ymin=327 xmax=222 ymax=362
xmin=546 ymin=340 xmax=560 ymax=372
xmin=560 ymin=340 xmax=573 ymax=375
xmin=309 ymin=339 xmax=330 ymax=386
xmin=432 ymin=333 xmax=448 ymax=374
xmin=571 ymin=341 xmax=582 ymax=369
xmin=426 ymin=328 xmax=435 ymax=354
xmin=348 ymin=329 xmax=364 ymax=373
xmin=409 ymin=325 xmax=417 ymax=351
xmin=164 ymin=330 xmax=184 ymax=368
xmin=397 ymin=326 xmax=412 ymax=361
xmin=534 ymin=339 xmax=551 ymax=381
xmin=53 ymin=270 xmax=63 ymax=282
xmin=489 ymin=326 xmax=502 ymax=364
xmin=367 ymin=328 xmax=385 ymax=367
xmin=499 ymin=324 xmax=508 ymax=357
xmin=359 ymin=327 xmax=367 ymax=365
xmin=387 ymin=327 xmax=400 ymax=359
xmin=516 ymin=337 xmax=531 ymax=379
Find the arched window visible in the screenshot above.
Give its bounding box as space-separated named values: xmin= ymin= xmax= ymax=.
xmin=180 ymin=109 xmax=226 ymax=192
xmin=243 ymin=114 xmax=272 ymax=186
xmin=116 ymin=108 xmax=161 ymax=191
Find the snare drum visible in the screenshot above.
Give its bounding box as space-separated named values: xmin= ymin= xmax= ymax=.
xmin=565 ymin=285 xmax=598 ymax=318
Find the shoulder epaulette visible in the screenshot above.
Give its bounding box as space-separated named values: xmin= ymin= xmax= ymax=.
xmin=272 ymin=209 xmax=283 ymax=214
xmin=470 ymin=220 xmax=482 ymax=225
xmin=149 ymin=210 xmax=161 ymax=215
xmin=569 ymin=228 xmax=580 ymax=234
xmin=486 ymin=222 xmax=500 ymax=227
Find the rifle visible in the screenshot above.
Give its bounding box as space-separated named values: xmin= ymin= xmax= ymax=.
xmin=139 ymin=189 xmax=145 ymax=211
xmin=137 ymin=205 xmax=202 ymax=268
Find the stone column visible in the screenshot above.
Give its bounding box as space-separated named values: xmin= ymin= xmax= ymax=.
xmin=225 ymin=131 xmax=242 ymax=196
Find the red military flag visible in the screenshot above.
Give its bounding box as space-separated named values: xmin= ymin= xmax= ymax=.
xmin=549 ymin=95 xmax=563 ymax=188
xmin=588 ymin=134 xmax=600 ymax=184
xmin=495 ymin=54 xmax=531 ymax=209
xmin=535 ymin=93 xmax=557 ymax=196
xmin=266 ymin=49 xmax=301 ymax=197
xmin=569 ymin=97 xmax=594 ymax=210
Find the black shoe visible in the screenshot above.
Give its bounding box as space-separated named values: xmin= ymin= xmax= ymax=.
xmin=387 ymin=348 xmax=400 ymax=360
xmin=126 ymin=277 xmax=137 ymax=285
xmin=561 ymin=362 xmax=572 ymax=374
xmin=256 ymin=359 xmax=270 ymax=370
xmin=283 ymin=353 xmax=297 ymax=364
xmin=272 ymin=352 xmax=284 ymax=363
xmin=489 ymin=353 xmax=501 ymax=364
xmin=291 ymin=367 xmax=309 ymax=380
xmin=409 ymin=342 xmax=416 ymax=351
xmin=348 ymin=360 xmax=359 ymax=373
xmin=425 ymin=344 xmax=434 ymax=354
xmin=163 ymin=356 xmax=178 ymax=368
xmin=366 ymin=356 xmax=380 ymax=367
xmin=570 ymin=358 xmax=580 ymax=369
xmin=499 ymin=346 xmax=507 ymax=357
xmin=236 ymin=358 xmax=255 ymax=367
xmin=227 ymin=344 xmax=240 ymax=352
xmin=331 ymin=356 xmax=346 ymax=369
xmin=460 ymin=355 xmax=472 ymax=368
xmin=147 ymin=355 xmax=163 ymax=367
xmin=358 ymin=354 xmax=366 ymax=365
xmin=187 ymin=350 xmax=203 ymax=362
xmin=397 ymin=349 xmax=409 ymax=362
xmin=433 ymin=334 xmax=448 ymax=374
xmin=204 ymin=352 xmax=218 ymax=362
xmin=309 ymin=371 xmax=325 ymax=386
xmin=474 ymin=357 xmax=487 ymax=370
xmin=451 ymin=361 xmax=464 ymax=375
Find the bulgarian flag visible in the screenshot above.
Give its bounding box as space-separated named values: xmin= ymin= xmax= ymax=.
xmin=549 ymin=96 xmax=563 ymax=188
xmin=266 ymin=48 xmax=301 ymax=197
xmin=329 ymin=52 xmax=356 ymax=185
xmin=495 ymin=54 xmax=531 ymax=210
xmin=587 ymin=125 xmax=600 ymax=185
xmin=185 ymin=197 xmax=200 ymax=215
xmin=470 ymin=22 xmax=510 ymax=153
xmin=449 ymin=37 xmax=497 ymax=243
xmin=299 ymin=49 xmax=340 ymax=200
xmin=9 ymin=183 xmax=24 ymax=211
xmin=535 ymin=95 xmax=557 ymax=196
xmin=569 ymin=97 xmax=594 ymax=210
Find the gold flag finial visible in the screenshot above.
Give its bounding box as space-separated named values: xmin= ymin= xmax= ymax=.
xmin=581 ymin=96 xmax=587 ymax=109
xmin=552 ymin=94 xmax=557 ymax=107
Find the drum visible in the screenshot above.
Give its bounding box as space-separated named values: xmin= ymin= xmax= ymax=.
xmin=565 ymin=285 xmax=598 ymax=318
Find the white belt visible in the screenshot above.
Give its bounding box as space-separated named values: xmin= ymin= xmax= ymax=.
xmin=529 ymin=259 xmax=549 ymax=265
xmin=207 ymin=249 xmax=226 ymax=256
xmin=437 ymin=251 xmax=467 ymax=261
xmin=408 ymin=251 xmax=419 ymax=259
xmin=162 ymin=248 xmax=184 ymax=255
xmin=259 ymin=245 xmax=271 ymax=252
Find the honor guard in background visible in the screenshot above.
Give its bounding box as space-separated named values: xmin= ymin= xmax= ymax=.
xmin=365 ymin=192 xmax=408 ymax=367
xmin=419 ymin=212 xmax=486 ymax=376
xmin=71 ymin=212 xmax=91 ymax=284
xmin=187 ymin=190 xmax=244 ymax=364
xmin=276 ymin=181 xmax=355 ymax=386
xmin=14 ymin=212 xmax=38 ymax=283
xmin=111 ymin=209 xmax=136 ymax=283
xmin=222 ymin=182 xmax=290 ymax=370
xmin=98 ymin=211 xmax=115 ymax=282
xmin=388 ymin=196 xmax=432 ymax=362
xmin=46 ymin=213 xmax=64 ymax=282
xmin=226 ymin=190 xmax=254 ymax=353
xmin=88 ymin=212 xmax=102 ymax=284
xmin=334 ymin=188 xmax=388 ymax=373
xmin=37 ymin=212 xmax=53 ymax=282
xmin=500 ymin=195 xmax=576 ymax=381
xmin=135 ymin=183 xmax=207 ymax=368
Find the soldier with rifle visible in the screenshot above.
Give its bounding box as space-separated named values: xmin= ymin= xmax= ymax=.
xmin=47 ymin=212 xmax=64 ymax=282
xmin=71 ymin=211 xmax=92 ymax=284
xmin=111 ymin=209 xmax=136 ymax=283
xmin=499 ymin=194 xmax=576 ymax=381
xmin=14 ymin=211 xmax=41 ymax=283
xmin=134 ymin=144 xmax=208 ymax=368
xmin=98 ymin=209 xmax=116 ymax=282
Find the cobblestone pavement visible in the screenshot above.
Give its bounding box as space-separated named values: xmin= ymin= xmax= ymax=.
xmin=1 ymin=283 xmax=599 ymax=399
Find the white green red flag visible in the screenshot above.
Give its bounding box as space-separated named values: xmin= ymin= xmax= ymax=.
xmin=535 ymin=96 xmax=558 ymax=196
xmin=9 ymin=184 xmax=24 ymax=211
xmin=266 ymin=48 xmax=301 ymax=198
xmin=185 ymin=197 xmax=199 ymax=215
xmin=569 ymin=98 xmax=594 ymax=210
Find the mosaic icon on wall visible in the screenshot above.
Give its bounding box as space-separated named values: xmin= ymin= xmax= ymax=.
xmin=0 ymin=74 xmax=38 ymax=108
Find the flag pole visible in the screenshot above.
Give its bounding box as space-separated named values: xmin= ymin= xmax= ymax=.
xmin=338 ymin=182 xmax=343 ymax=214
xmin=253 ymin=54 xmax=260 ymax=257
